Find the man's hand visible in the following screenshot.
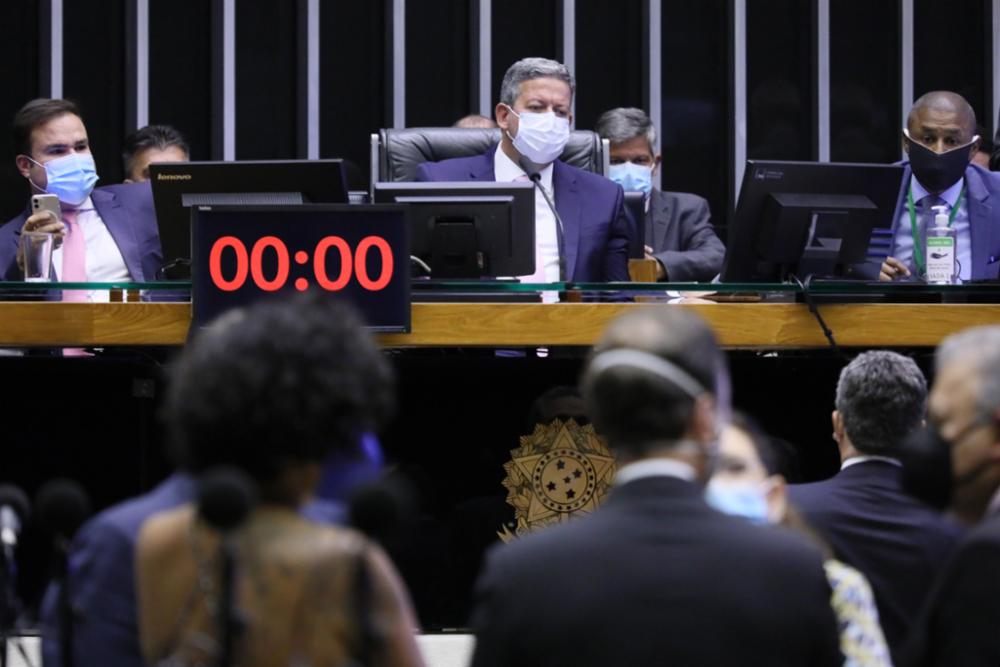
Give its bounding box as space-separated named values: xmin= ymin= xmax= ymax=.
xmin=644 ymin=245 xmax=667 ymax=281
xmin=879 ymin=256 xmax=911 ymax=282
xmin=16 ymin=211 xmax=66 ymax=272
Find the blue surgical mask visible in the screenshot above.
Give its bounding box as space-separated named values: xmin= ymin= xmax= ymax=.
xmin=609 ymin=162 xmax=653 ymax=196
xmin=705 ymin=480 xmax=770 ymax=524
xmin=28 ymin=152 xmax=99 ymax=206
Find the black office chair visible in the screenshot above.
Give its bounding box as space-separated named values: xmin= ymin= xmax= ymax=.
xmin=370 ymin=127 xmax=609 ymax=187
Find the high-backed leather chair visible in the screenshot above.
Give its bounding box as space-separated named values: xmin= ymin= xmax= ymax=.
xmin=370 ymin=127 xmax=609 ymax=186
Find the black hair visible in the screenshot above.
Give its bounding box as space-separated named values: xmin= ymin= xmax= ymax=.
xmin=12 ymin=98 xmax=82 ymax=157
xmin=122 ymin=124 xmax=190 ymax=176
xmin=164 ymin=292 xmax=395 ymax=485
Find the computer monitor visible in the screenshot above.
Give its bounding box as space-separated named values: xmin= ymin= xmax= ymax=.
xmin=149 ymin=159 xmax=350 ymax=276
xmin=721 ymin=160 xmax=906 ymax=282
xmin=373 ymin=181 xmax=536 ymax=278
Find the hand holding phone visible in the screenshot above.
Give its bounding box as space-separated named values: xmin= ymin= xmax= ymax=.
xmin=18 ymin=195 xmax=67 ymax=271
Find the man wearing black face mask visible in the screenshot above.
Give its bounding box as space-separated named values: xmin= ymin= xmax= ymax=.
xmin=900 ymin=325 xmax=1000 ymax=666
xmin=879 ymin=91 xmax=1000 ymax=282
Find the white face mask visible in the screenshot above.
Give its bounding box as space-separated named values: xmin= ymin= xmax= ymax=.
xmin=504 ymin=104 xmax=570 ymax=166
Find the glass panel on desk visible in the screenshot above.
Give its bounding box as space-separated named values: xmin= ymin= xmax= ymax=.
xmin=0 ymin=281 xmax=192 ymax=301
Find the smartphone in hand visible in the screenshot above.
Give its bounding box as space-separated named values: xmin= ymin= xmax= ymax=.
xmin=31 ymin=194 xmax=61 ymax=221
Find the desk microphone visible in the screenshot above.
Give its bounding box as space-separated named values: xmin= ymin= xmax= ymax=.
xmin=518 ymin=156 xmax=567 ymax=281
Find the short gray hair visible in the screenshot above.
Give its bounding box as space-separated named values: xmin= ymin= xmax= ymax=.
xmin=499 ymin=57 xmax=575 ymax=107
xmin=835 ymin=351 xmax=927 ymax=455
xmin=937 ymin=326 xmax=1000 ymax=421
xmin=594 ymin=107 xmax=657 ymax=152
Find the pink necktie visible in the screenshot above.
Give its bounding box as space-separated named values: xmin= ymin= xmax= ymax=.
xmin=61 ymin=208 xmax=88 ymax=303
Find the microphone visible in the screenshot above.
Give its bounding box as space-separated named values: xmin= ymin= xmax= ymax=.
xmin=518 ymin=155 xmax=568 ymax=281
xmin=35 ymin=479 xmax=91 ymax=545
xmin=196 ymin=468 xmax=257 ymax=667
xmin=197 ymin=467 xmax=257 ymax=532
xmin=34 ymin=479 xmax=91 ymax=667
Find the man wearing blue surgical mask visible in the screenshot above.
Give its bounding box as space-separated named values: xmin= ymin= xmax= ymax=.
xmin=417 ymin=57 xmax=630 ymax=284
xmin=0 ymin=99 xmax=162 ymax=290
xmin=596 ymin=107 xmax=724 ymax=282
xmin=878 ymin=91 xmax=1000 ymax=282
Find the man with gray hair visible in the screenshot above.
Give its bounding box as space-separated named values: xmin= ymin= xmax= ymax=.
xmin=902 ymin=325 xmax=1000 ymax=665
xmin=790 ymin=351 xmax=963 ymax=660
xmin=469 ymin=307 xmax=842 ymax=666
xmin=595 ymin=107 xmax=724 ymax=281
xmin=417 ymin=57 xmax=629 ymax=284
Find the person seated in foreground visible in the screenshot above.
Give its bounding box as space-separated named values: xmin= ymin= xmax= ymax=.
xmin=595 ymin=107 xmax=724 ymax=282
xmin=136 ymin=294 xmax=425 ymax=667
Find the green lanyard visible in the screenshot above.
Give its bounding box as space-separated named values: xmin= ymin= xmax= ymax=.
xmin=907 ymin=183 xmax=965 ymax=275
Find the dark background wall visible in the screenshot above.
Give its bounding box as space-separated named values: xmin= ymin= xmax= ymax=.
xmin=2 ymin=1 xmax=998 ymax=233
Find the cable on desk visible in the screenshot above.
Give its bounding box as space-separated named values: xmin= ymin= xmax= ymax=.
xmin=791 ymin=274 xmax=849 ymax=361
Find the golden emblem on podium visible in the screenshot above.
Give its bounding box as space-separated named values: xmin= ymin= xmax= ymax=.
xmin=499 ymin=419 xmax=616 ymax=542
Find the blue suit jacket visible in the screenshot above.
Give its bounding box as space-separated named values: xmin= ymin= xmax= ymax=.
xmin=415 ymin=150 xmax=630 ymax=282
xmin=861 ymin=163 xmax=1000 ymax=280
xmin=789 ymin=461 xmax=965 ymax=657
xmin=0 ymin=181 xmax=162 ymax=281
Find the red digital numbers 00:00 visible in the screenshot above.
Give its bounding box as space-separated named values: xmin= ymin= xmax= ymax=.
xmin=209 ymin=235 xmax=394 ymax=292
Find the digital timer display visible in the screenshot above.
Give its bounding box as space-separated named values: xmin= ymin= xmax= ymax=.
xmin=191 ymin=205 xmax=410 ymax=332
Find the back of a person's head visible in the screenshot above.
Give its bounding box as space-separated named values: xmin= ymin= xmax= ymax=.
xmin=937 ymin=325 xmax=1000 ymax=419
xmin=581 ymin=307 xmax=725 ymax=456
xmin=122 ymin=124 xmax=189 ymax=168
xmin=835 ymin=351 xmax=927 ymax=455
xmin=165 ymin=293 xmax=395 ymax=485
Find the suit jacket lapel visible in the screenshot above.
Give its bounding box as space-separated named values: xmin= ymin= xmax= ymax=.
xmin=92 ymin=189 xmax=144 ymax=281
xmin=553 ymin=161 xmax=580 ymax=281
xmin=965 ymin=166 xmax=992 ymax=279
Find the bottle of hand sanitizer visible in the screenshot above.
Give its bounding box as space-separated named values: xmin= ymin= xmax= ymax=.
xmin=926 ymin=204 xmax=957 ymax=284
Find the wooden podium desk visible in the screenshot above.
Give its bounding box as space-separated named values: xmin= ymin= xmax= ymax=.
xmin=2 ymin=300 xmax=1000 ymax=348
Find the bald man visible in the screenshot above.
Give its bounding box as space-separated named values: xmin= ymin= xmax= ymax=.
xmin=879 ymin=91 xmax=1000 ymax=282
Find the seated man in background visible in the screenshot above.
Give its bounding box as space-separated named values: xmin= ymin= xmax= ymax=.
xmin=418 ymin=57 xmax=629 ymax=283
xmin=790 ymin=351 xmax=964 ymax=659
xmin=122 ymin=124 xmax=189 ymax=183
xmin=879 ymin=91 xmax=1000 ymax=282
xmin=0 ymin=98 xmax=161 ymax=285
xmin=595 ymin=107 xmax=724 ymax=282
xmin=469 ymin=307 xmax=841 ymax=666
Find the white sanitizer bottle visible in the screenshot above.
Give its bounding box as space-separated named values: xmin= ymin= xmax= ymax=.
xmin=925 ymin=204 xmax=957 ymax=284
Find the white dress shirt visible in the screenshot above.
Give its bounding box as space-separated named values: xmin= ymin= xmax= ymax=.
xmin=493 ymin=146 xmax=561 ymax=285
xmin=840 ymin=455 xmax=902 ymax=471
xmin=52 ymin=197 xmax=131 ymax=302
xmin=615 ymin=458 xmax=697 ymax=485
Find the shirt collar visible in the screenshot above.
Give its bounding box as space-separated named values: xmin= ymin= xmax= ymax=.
xmin=841 ymin=455 xmax=902 ymax=471
xmin=911 ymin=174 xmax=964 ymax=208
xmin=494 ymin=144 xmax=554 ymax=191
xmin=615 ymin=458 xmax=697 ymax=485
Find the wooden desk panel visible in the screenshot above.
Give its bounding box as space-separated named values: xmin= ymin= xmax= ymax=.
xmin=1 ymin=301 xmax=999 ymax=348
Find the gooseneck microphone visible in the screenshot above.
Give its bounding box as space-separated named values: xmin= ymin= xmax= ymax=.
xmin=197 ymin=468 xmax=257 ymax=667
xmin=518 ymin=155 xmax=568 ymax=281
xmin=35 ymin=479 xmax=92 ymax=667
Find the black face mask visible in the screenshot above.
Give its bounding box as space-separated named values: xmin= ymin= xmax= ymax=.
xmin=903 ymin=129 xmax=977 ymax=194
xmin=899 ymin=425 xmax=953 ymax=510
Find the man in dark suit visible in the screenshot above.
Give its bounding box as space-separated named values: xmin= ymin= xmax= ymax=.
xmin=789 ymin=351 xmax=964 ymax=658
xmin=877 ymin=91 xmax=1000 ymax=282
xmin=595 ymin=107 xmax=724 ymax=282
xmin=0 ymin=98 xmax=162 ymax=285
xmin=901 ymin=326 xmax=1000 ymax=666
xmin=469 ymin=307 xmax=842 ymax=667
xmin=416 ymin=57 xmax=629 ymax=283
